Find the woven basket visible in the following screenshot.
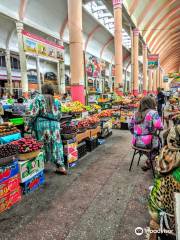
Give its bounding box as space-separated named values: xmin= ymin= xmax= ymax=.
xmin=18 ymin=150 xmax=40 ymax=161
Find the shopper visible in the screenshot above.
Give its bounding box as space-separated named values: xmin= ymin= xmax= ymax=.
xmin=148 ymin=120 xmax=180 ymax=237
xmin=26 ymin=84 xmax=67 ymax=175
xmin=157 ymin=88 xmax=165 ymax=117
xmin=129 ymin=96 xmax=163 ymax=170
xmin=12 ymin=98 xmax=26 ymax=116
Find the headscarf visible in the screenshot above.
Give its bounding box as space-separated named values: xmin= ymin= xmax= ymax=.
xmin=135 ymin=96 xmax=156 ymax=124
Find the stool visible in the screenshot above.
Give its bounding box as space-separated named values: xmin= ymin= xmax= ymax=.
xmin=129 ymin=146 xmax=155 ymax=177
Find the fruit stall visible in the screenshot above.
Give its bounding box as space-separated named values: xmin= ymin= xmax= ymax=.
xmin=0 ymin=94 xmax=142 ymax=214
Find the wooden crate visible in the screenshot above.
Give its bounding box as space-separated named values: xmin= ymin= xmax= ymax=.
xmin=90 ymin=126 xmax=101 ymax=138
xmin=76 ymin=130 xmax=90 ymax=143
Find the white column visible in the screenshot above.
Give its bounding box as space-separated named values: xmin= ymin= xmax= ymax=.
xmin=36 ymin=56 xmax=41 ymax=93
xmin=5 ymin=49 xmax=13 ymax=95
xmin=16 ymin=22 xmax=28 ymax=97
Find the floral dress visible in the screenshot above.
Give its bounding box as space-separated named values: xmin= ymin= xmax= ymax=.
xmin=129 ymin=110 xmax=163 ymax=149
xmin=28 ymin=95 xmax=64 ymax=167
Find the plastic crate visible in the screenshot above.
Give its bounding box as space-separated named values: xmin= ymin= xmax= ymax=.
xmin=77 ymin=141 xmax=87 ymax=159
xmin=86 ymin=138 xmax=98 ymax=152
xmin=9 ymin=118 xmax=24 ymax=126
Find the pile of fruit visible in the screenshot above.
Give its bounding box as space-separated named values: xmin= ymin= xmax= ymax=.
xmin=61 ymin=125 xmax=77 ymax=134
xmin=13 ymin=137 xmax=42 ymax=154
xmin=77 ymin=119 xmax=90 ymax=129
xmin=0 ymin=143 xmax=18 ymax=159
xmin=61 ymin=105 xmax=71 ymax=113
xmin=121 ymin=111 xmax=133 ymax=118
xmin=0 ymin=123 xmax=20 ymax=137
xmin=64 ymin=101 xmax=85 ymax=113
xmin=98 ymin=110 xmax=113 ymax=118
xmin=90 ymin=104 xmax=101 ymax=111
xmin=98 ymin=98 xmax=110 ymax=103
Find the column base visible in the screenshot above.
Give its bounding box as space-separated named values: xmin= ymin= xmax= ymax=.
xmin=71 ymin=85 xmax=85 ymax=104
xmin=143 ymin=90 xmax=147 ymax=96
xmin=133 ymin=90 xmax=138 ymax=96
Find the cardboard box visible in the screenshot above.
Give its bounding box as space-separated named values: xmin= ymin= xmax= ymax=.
xmin=0 ymin=187 xmax=21 ymax=213
xmin=90 ymin=126 xmax=101 ymax=138
xmin=64 ymin=142 xmax=77 ymax=155
xmin=0 ymin=174 xmax=20 ymax=199
xmin=0 ymin=160 xmax=19 ymax=184
xmin=21 ymin=170 xmax=45 ymax=194
xmin=18 ymin=152 xmax=44 ymax=183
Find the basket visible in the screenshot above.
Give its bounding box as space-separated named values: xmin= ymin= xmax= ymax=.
xmin=18 ymin=150 xmax=41 ymax=161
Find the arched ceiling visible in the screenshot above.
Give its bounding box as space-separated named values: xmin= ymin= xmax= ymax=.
xmin=123 ymin=0 xmax=180 ymax=73
xmin=0 ymin=0 xmax=178 ymax=74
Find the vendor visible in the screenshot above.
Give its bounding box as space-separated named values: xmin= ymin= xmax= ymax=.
xmin=61 ymin=93 xmax=71 ymax=103
xmin=12 ymin=98 xmax=26 ymax=116
xmin=26 ymin=83 xmax=67 ymax=175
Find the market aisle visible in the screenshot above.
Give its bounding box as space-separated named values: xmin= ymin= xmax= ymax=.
xmin=0 ymin=130 xmax=152 ymax=240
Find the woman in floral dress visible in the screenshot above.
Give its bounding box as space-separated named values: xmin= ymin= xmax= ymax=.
xmin=129 ymin=96 xmax=163 ymax=170
xmin=27 ymin=84 xmax=67 ymax=175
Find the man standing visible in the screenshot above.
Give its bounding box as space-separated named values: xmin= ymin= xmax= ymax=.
xmin=157 ymin=88 xmax=165 ymax=117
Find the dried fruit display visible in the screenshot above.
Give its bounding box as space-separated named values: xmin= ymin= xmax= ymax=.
xmin=0 ymin=144 xmax=18 ymax=159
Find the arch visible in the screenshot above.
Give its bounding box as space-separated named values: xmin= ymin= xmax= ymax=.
xmin=129 ymin=0 xmax=140 ymax=15
xmin=166 ymin=63 xmax=180 ymax=72
xmin=143 ymin=0 xmax=176 ymax=37
xmin=152 ymin=30 xmax=179 ymax=53
xmin=146 ymin=5 xmax=180 ymax=44
xmin=163 ymin=55 xmax=180 ymax=65
xmin=154 ymin=32 xmax=180 ymax=54
xmin=163 ymin=56 xmax=180 ymax=66
xmin=100 ymin=37 xmax=113 ymax=59
xmin=150 ymin=16 xmax=180 ymax=51
xmin=161 ymin=51 xmax=180 ymax=65
xmin=6 ymin=28 xmax=16 ymax=50
xmin=158 ymin=39 xmax=180 ymax=58
xmin=137 ymin=0 xmax=156 ymax=27
xmin=60 ymin=16 xmax=68 ymax=39
xmin=19 ymin=0 xmax=28 ymax=21
xmin=161 ymin=52 xmax=180 ymax=67
xmin=164 ymin=60 xmax=180 ymax=71
xmin=164 ymin=61 xmax=180 ymax=69
xmin=84 ymin=25 xmax=101 ymax=52
xmin=160 ymin=44 xmax=180 ymax=61
xmin=150 ymin=22 xmax=180 ymax=50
